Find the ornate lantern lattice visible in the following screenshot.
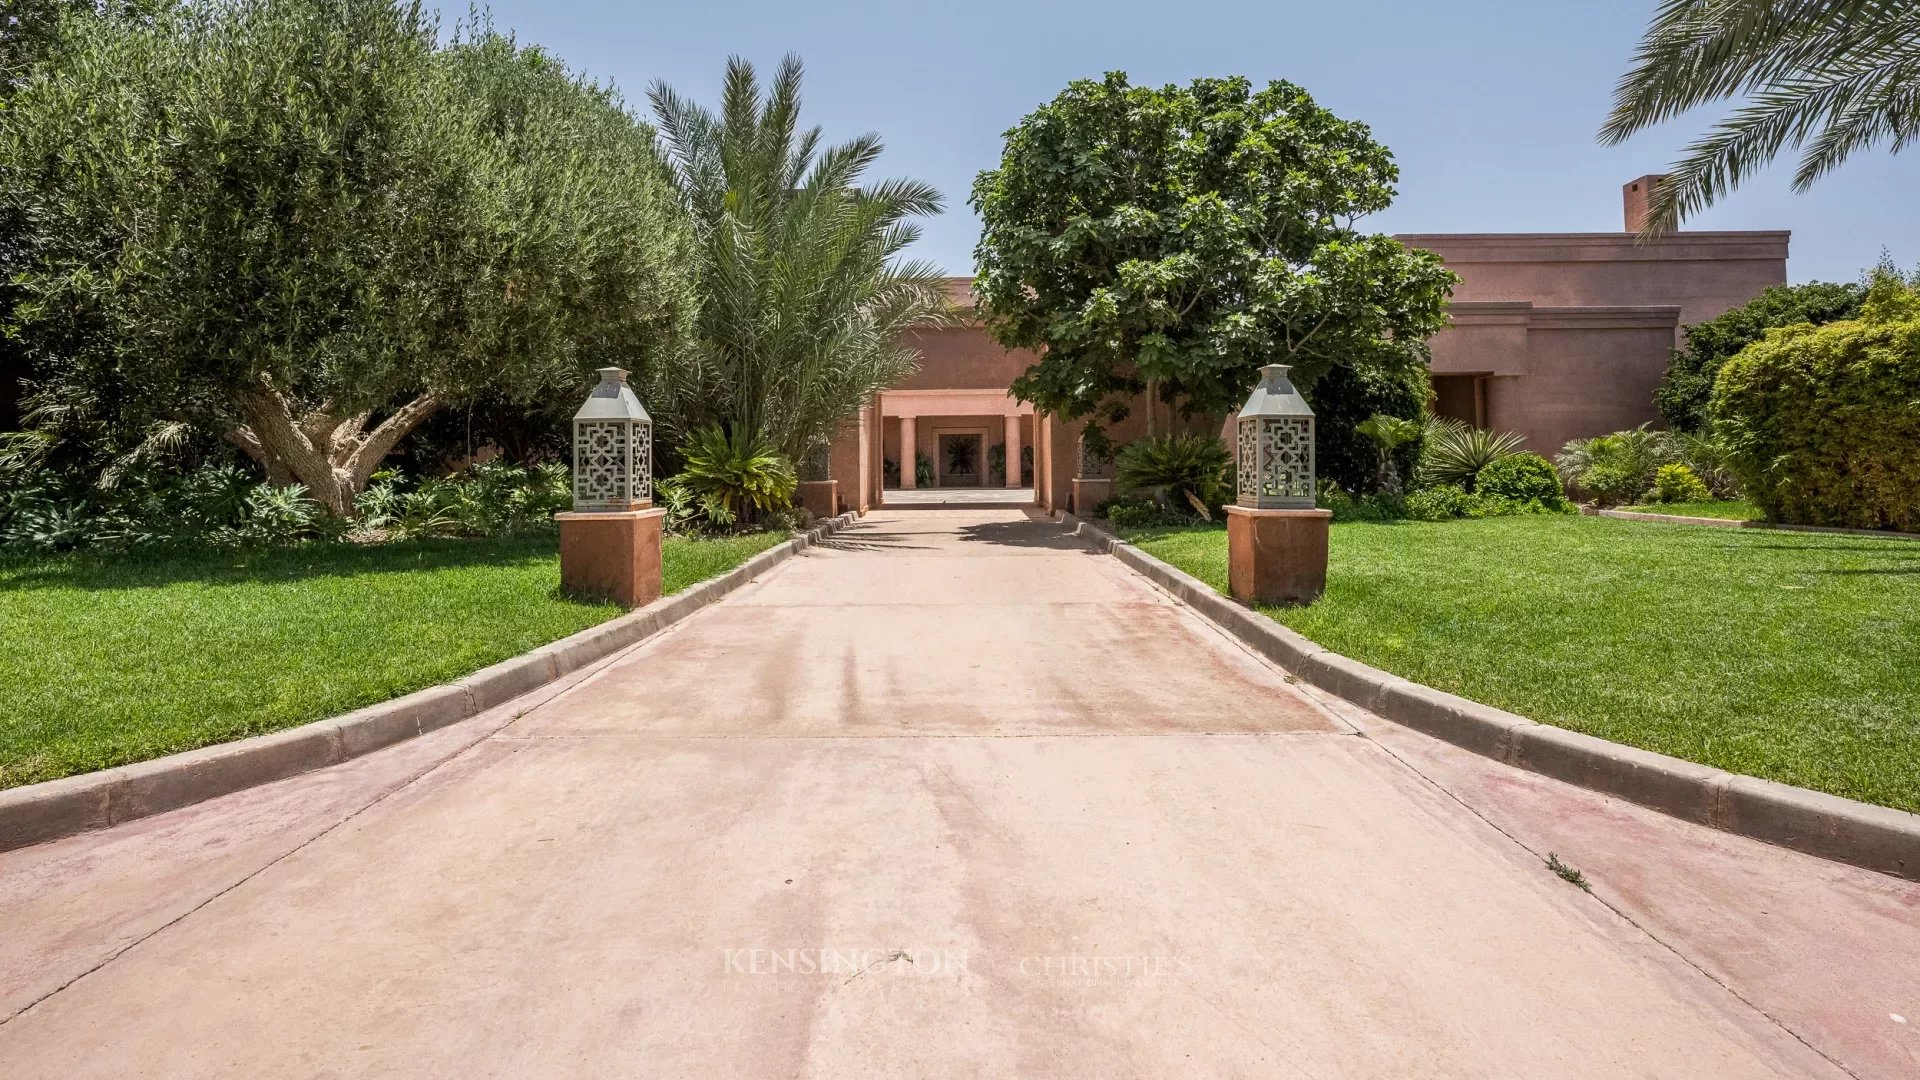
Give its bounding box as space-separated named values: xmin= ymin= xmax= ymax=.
xmin=571 ymin=367 xmax=653 ymax=511
xmin=1235 ymin=363 xmax=1316 ymax=509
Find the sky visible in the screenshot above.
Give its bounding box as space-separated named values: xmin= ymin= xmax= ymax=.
xmin=436 ymin=0 xmax=1914 ymax=285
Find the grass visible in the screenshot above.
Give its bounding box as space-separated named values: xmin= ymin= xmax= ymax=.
xmin=0 ymin=530 xmax=784 ymax=789
xmin=1119 ymin=515 xmax=1920 ymax=812
xmin=1619 ymin=498 xmax=1760 ymax=520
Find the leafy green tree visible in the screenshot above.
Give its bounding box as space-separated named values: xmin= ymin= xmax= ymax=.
xmin=1656 ymin=280 xmax=1865 ymax=431
xmin=647 ymin=56 xmax=954 ymax=476
xmin=1601 ymin=0 xmax=1920 ymax=234
xmin=971 ymin=72 xmax=1455 ymax=460
xmin=0 ymin=0 xmax=692 ymax=513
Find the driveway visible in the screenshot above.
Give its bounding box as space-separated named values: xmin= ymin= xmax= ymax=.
xmin=0 ymin=509 xmax=1855 ymax=1076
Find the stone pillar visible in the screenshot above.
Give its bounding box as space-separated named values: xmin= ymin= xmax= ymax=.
xmin=899 ymin=415 xmax=917 ymax=490
xmin=1225 ymin=506 xmax=1332 ymax=606
xmin=1004 ymin=414 xmax=1023 ymax=489
xmin=796 ymin=480 xmax=838 ymax=520
xmin=555 ymin=508 xmax=668 ymax=608
xmin=1071 ymin=478 xmax=1112 ymax=515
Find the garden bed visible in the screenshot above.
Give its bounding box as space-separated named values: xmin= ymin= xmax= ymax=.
xmin=1618 ymin=499 xmax=1760 ymax=520
xmin=0 ymin=531 xmax=783 ymax=788
xmin=1117 ymin=515 xmax=1920 ymax=812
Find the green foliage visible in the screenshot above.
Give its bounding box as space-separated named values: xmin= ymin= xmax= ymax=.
xmin=1309 ymin=364 xmax=1431 ymax=494
xmin=1404 ymin=484 xmax=1475 ymax=521
xmin=1556 ymin=424 xmax=1679 ymax=505
xmin=1114 ymin=433 xmax=1231 ymax=515
xmin=1710 ymin=274 xmax=1920 ymax=530
xmin=915 ymin=451 xmax=934 ymax=488
xmin=1417 ymin=417 xmax=1526 ymax=490
xmin=1474 ymin=453 xmax=1568 ymax=508
xmin=0 ymin=0 xmax=692 ymax=511
xmin=646 ymin=56 xmax=953 ymax=469
xmin=1651 ymin=463 xmax=1714 ymax=504
xmin=971 ymin=71 xmax=1455 ymax=447
xmin=1601 ymin=0 xmax=1920 ymax=233
xmin=1103 ymin=496 xmax=1200 ymax=529
xmin=0 ymin=457 xmax=577 ymax=553
xmin=675 ymin=424 xmax=799 ymax=525
xmin=1656 ymin=281 xmax=1865 ymax=430
xmin=1353 ymin=411 xmax=1424 ymax=496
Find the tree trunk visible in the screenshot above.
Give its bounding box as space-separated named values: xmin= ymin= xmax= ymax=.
xmin=227 ymin=380 xmax=440 ymax=516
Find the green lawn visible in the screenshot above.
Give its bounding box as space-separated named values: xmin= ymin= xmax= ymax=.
xmin=1120 ymin=516 xmax=1920 ymax=812
xmin=1620 ymin=499 xmax=1761 ymax=520
xmin=0 ymin=531 xmax=783 ymax=788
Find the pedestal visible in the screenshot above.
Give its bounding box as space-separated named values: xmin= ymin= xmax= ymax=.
xmin=555 ymin=508 xmax=667 ymax=608
xmin=796 ymin=480 xmax=838 ymax=520
xmin=1225 ymin=506 xmax=1332 ymax=606
xmin=1071 ymin=478 xmax=1113 ymax=516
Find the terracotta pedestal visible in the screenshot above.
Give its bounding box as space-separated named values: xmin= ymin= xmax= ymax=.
xmin=1071 ymin=478 xmax=1113 ymax=516
xmin=797 ymin=480 xmax=839 ymax=521
xmin=555 ymin=508 xmax=667 ymax=608
xmin=1225 ymin=505 xmax=1333 ymax=606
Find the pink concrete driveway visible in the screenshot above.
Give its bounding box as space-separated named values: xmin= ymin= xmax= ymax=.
xmin=0 ymin=509 xmax=1909 ymax=1077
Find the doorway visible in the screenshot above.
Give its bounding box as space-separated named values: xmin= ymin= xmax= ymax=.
xmin=936 ymin=432 xmax=985 ymax=487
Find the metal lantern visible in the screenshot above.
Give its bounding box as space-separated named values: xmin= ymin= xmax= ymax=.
xmin=1235 ymin=363 xmax=1316 ymax=509
xmin=571 ymin=367 xmax=653 ymax=511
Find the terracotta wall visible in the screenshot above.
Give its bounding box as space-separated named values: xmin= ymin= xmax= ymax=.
xmin=1397 ymin=232 xmax=1788 ymax=333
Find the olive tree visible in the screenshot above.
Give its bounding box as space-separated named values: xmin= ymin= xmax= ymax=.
xmin=971 ymin=72 xmax=1455 ymax=462
xmin=0 ymin=0 xmax=692 ymax=512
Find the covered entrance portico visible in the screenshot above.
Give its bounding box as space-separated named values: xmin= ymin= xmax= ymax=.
xmin=880 ymin=388 xmax=1035 ymax=498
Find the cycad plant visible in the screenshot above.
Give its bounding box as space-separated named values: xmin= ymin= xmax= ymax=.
xmin=1115 ymin=433 xmax=1232 ymax=518
xmin=1354 ymin=413 xmax=1423 ymax=494
xmin=1601 ymin=0 xmax=1920 ymax=234
xmin=647 ymin=56 xmax=955 ymax=474
xmin=676 ymin=423 xmax=798 ymax=525
xmin=1416 ymin=416 xmax=1526 ymax=490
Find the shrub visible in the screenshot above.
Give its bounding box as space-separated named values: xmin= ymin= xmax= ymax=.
xmin=1710 ymin=275 xmax=1920 ymax=530
xmin=1556 ymin=423 xmax=1677 ymax=504
xmin=1417 ymin=417 xmax=1526 ymax=490
xmin=1405 ymin=484 xmax=1474 ymax=521
xmin=1673 ymin=432 xmax=1742 ymax=498
xmin=1578 ymin=462 xmax=1650 ymax=507
xmin=1474 ymin=453 xmax=1567 ymax=507
xmin=676 ymin=424 xmax=798 ymax=525
xmin=1319 ymin=485 xmax=1409 ymax=522
xmin=1104 ymin=497 xmax=1197 ymax=529
xmin=1114 ymin=433 xmax=1231 ymax=516
xmin=1657 ymin=281 xmax=1866 ymax=432
xmin=1651 ymin=464 xmax=1713 ymax=504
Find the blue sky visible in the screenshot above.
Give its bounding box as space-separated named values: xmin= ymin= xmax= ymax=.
xmin=440 ymin=0 xmax=1913 ymax=284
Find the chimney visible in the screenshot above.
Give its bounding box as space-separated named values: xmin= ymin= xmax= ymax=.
xmin=1623 ymin=174 xmax=1666 ymax=233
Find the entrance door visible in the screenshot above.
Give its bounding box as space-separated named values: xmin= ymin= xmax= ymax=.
xmin=936 ymin=433 xmax=984 ymax=487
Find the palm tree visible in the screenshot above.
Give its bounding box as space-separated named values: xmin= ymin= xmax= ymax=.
xmin=1600 ymin=0 xmax=1920 ymax=235
xmin=647 ymin=55 xmax=955 ymax=475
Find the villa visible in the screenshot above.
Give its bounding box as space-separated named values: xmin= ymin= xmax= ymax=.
xmin=827 ymin=176 xmax=1789 ymax=514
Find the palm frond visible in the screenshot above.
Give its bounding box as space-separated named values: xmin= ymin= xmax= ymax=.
xmin=1601 ymin=0 xmax=1920 ymax=233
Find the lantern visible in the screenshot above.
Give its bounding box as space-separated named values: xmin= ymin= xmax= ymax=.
xmin=571 ymin=367 xmax=653 ymax=511
xmin=1235 ymin=363 xmax=1316 ymax=509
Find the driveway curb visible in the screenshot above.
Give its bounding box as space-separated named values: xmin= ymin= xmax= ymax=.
xmin=0 ymin=512 xmax=858 ymax=853
xmin=1059 ymin=512 xmax=1920 ymax=881
xmin=1593 ymin=507 xmax=1920 ymax=540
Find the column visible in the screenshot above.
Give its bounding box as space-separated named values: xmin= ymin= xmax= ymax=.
xmin=1004 ymin=414 xmax=1023 ymax=489
xmin=899 ymin=415 xmax=916 ymax=490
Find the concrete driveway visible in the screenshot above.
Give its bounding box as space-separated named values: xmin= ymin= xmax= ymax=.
xmin=0 ymin=509 xmax=1862 ymax=1076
